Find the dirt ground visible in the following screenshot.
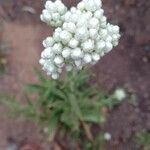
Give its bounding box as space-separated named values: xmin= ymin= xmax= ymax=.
xmin=0 ymin=0 xmax=150 ymax=149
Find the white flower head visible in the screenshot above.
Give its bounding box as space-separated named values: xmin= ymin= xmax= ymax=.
xmin=71 ymin=48 xmax=83 ymax=59
xmin=40 ymin=0 xmax=120 ymax=79
xmin=81 ymin=39 xmax=95 ymax=52
xmin=114 ymin=88 xmax=126 ymax=101
xmin=62 ymin=47 xmax=71 ymax=58
xmin=54 ymin=55 xmax=64 ymax=66
xmin=69 ymin=38 xmax=79 ymax=48
xmin=84 ymin=0 xmax=102 ymax=12
xmin=40 ymin=0 xmax=67 ymax=27
xmin=43 ymin=37 xmax=54 ymax=48
xmin=104 ymin=132 xmax=112 ymax=141
xmin=60 ymin=30 xmax=72 ymax=44
xmin=75 ymin=27 xmax=89 ymax=41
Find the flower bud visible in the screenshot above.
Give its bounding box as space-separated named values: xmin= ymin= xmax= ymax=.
xmin=83 ymin=54 xmax=92 ymax=63
xmin=60 ymin=30 xmax=72 ymax=44
xmin=105 ymin=42 xmax=113 ymax=52
xmin=62 ymin=48 xmax=71 ymax=58
xmin=77 ymin=1 xmax=85 ymax=11
xmin=69 ymin=38 xmax=79 ymax=48
xmin=94 ymin=9 xmax=104 ymax=19
xmin=71 ymin=48 xmax=83 ymax=59
xmin=96 ymin=41 xmax=105 ymax=53
xmin=89 ymin=17 xmax=99 ymax=29
xmin=82 ymin=39 xmax=94 ymax=52
xmin=89 ymin=29 xmax=98 ymax=39
xmin=54 ymin=56 xmax=64 ymax=65
xmin=92 ymin=53 xmax=100 ymax=61
xmin=53 ymin=43 xmax=63 ymax=54
xmin=52 ymin=73 xmax=59 ymax=79
xmin=43 ymin=37 xmax=54 ymax=47
xmin=75 ymin=27 xmax=89 ymax=41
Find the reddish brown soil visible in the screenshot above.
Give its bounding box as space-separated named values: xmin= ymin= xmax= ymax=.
xmin=95 ymin=0 xmax=150 ymax=149
xmin=0 ymin=0 xmax=150 ymax=150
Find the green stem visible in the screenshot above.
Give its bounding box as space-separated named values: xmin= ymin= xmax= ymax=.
xmin=68 ymin=71 xmax=93 ymax=141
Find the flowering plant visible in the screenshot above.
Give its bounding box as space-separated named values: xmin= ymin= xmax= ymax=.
xmin=0 ymin=1 xmax=125 ymax=149
xmin=39 ymin=0 xmax=120 ymax=79
xmin=0 ymin=70 xmax=125 ymax=149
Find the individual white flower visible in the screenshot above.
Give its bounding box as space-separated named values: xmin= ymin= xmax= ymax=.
xmin=39 ymin=59 xmax=45 ymax=65
xmin=51 ymin=13 xmax=60 ymax=21
xmin=77 ymin=1 xmax=85 ymax=11
xmin=106 ymin=36 xmax=113 ymax=43
xmin=112 ymin=34 xmax=119 ymax=42
xmin=69 ymin=38 xmax=79 ymax=48
xmin=69 ymin=13 xmax=79 ymax=23
xmin=82 ymin=11 xmax=93 ymax=20
xmin=43 ymin=61 xmax=55 ymax=72
xmin=63 ymin=22 xmax=76 ymax=33
xmin=45 ymin=1 xmax=55 ymax=12
xmin=41 ymin=47 xmax=54 ymax=59
xmin=70 ymin=7 xmax=77 ymax=13
xmin=84 ymin=0 xmax=102 ymax=12
xmin=47 ymin=64 xmax=56 ymax=73
xmin=52 ymin=73 xmax=59 ymax=79
xmin=81 ymin=39 xmax=95 ymax=52
xmin=94 ymin=9 xmax=104 ymax=19
xmin=100 ymin=16 xmax=107 ymax=24
xmin=92 ymin=53 xmax=100 ymax=62
xmin=71 ymin=48 xmax=83 ymax=59
xmin=105 ymin=42 xmax=113 ymax=53
xmin=75 ymin=27 xmax=89 ymax=41
xmin=52 ymin=43 xmax=63 ymax=54
xmin=40 ymin=15 xmax=45 ymax=22
xmin=83 ymin=54 xmax=92 ymax=63
xmin=62 ymin=47 xmax=71 ymax=58
xmin=89 ymin=28 xmax=98 ymax=39
xmin=112 ymin=25 xmax=120 ymax=33
xmin=54 ymin=56 xmax=64 ymax=66
xmin=55 ymin=27 xmax=62 ymax=33
xmin=42 ymin=10 xmax=51 ymax=21
xmin=89 ymin=17 xmax=99 ymax=29
xmin=114 ymin=88 xmax=126 ymax=101
xmin=100 ymin=29 xmax=108 ymax=39
xmin=104 ymin=132 xmax=112 ymax=141
xmin=64 ymin=11 xmax=72 ymax=22
xmin=93 ymin=0 xmax=102 ymax=8
xmin=75 ymin=60 xmax=82 ymax=67
xmin=76 ymin=17 xmax=88 ymax=27
xmin=60 ymin=30 xmax=72 ymax=44
xmin=53 ymin=31 xmax=61 ymax=42
xmin=76 ymin=9 xmax=82 ymax=16
xmin=96 ymin=40 xmax=106 ymax=53
xmin=67 ymin=22 xmax=76 ymax=33
xmin=43 ymin=37 xmax=54 ymax=48
xmin=55 ymin=0 xmax=67 ymax=15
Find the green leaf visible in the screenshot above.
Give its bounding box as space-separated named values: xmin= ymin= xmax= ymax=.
xmin=60 ymin=108 xmax=79 ymax=130
xmin=48 ymin=111 xmax=59 ymax=141
xmin=68 ymin=93 xmax=83 ymax=120
xmin=82 ymin=110 xmax=100 ymax=123
xmin=26 ymin=84 xmax=45 ymax=93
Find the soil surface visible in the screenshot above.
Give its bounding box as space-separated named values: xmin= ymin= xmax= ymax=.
xmin=0 ymin=0 xmax=150 ymax=149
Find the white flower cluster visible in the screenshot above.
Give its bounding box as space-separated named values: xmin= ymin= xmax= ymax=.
xmin=104 ymin=132 xmax=112 ymax=141
xmin=40 ymin=0 xmax=120 ymax=79
xmin=114 ymin=88 xmax=126 ymax=101
xmin=40 ymin=0 xmax=67 ymax=27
